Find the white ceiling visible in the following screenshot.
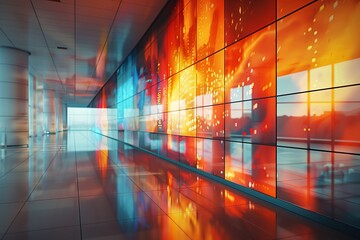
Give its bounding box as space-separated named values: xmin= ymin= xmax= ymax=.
xmin=0 ymin=0 xmax=167 ymax=106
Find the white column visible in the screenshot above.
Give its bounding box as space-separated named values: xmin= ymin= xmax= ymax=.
xmin=56 ymin=94 xmax=63 ymax=132
xmin=43 ymin=89 xmax=56 ymax=134
xmin=0 ymin=47 xmax=30 ymax=146
xmin=62 ymin=103 xmax=67 ymax=131
xmin=36 ymin=87 xmax=44 ymax=136
xmin=28 ymin=73 xmax=37 ymax=137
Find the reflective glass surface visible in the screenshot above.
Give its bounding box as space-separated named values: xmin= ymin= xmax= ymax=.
xmin=0 ymin=132 xmax=355 ymax=239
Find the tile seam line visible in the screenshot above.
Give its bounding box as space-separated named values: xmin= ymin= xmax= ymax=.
xmin=1 ymin=224 xmax=80 ymax=236
xmin=74 ymin=128 xmax=84 ymax=240
xmin=1 ymin=148 xmax=62 ymax=239
xmin=0 ymin=151 xmax=36 ymax=183
xmin=82 ymin=131 xmax=192 ymax=240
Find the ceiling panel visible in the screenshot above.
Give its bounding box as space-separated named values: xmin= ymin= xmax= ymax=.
xmin=0 ymin=29 xmax=13 ymax=46
xmin=74 ymin=1 xmax=121 ymax=102
xmin=76 ymin=0 xmax=119 ymax=10
xmin=92 ymin=0 xmax=168 ymax=82
xmin=0 ymin=0 xmax=168 ymax=107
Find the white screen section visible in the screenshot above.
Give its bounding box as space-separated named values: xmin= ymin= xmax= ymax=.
xmin=67 ymin=107 xmax=117 ymax=131
xmin=67 ymin=107 xmax=118 ymax=152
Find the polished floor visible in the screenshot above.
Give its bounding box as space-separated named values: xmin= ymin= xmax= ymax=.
xmin=0 ymin=131 xmax=356 ymax=240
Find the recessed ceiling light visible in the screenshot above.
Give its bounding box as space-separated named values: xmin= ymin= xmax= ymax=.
xmin=57 ymin=46 xmax=68 ymax=50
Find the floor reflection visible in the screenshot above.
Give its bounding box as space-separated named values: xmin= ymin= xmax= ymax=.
xmin=277 ymin=147 xmax=360 ymax=228
xmin=0 ymin=131 xmax=357 ymax=239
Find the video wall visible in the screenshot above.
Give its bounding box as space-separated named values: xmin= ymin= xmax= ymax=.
xmin=89 ymin=0 xmax=360 ymax=228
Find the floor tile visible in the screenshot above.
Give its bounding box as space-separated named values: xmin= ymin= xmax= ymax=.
xmin=0 ymin=185 xmax=33 ymax=203
xmin=82 ymin=216 xmax=190 ymax=240
xmin=40 ymin=171 xmax=77 ymax=184
xmin=178 ymin=187 xmax=219 ymax=209
xmin=79 ymin=195 xmax=118 ymax=224
xmin=0 ymin=203 xmax=23 ymax=233
xmin=8 ymin=198 xmax=79 ymax=232
xmin=80 ymin=192 xmax=165 ymax=225
xmin=0 ymin=157 xmax=28 ymax=178
xmin=29 ymin=181 xmax=78 ymax=201
xmin=168 ymin=207 xmax=274 ymax=240
xmin=0 ymin=172 xmax=42 ymax=187
xmin=187 ymin=184 xmax=259 ymax=207
xmin=11 ymin=153 xmax=55 ymax=173
xmin=145 ymin=188 xmax=207 ymax=214
xmin=222 ymin=204 xmax=278 ymax=238
xmin=128 ymin=171 xmax=176 ymax=191
xmin=77 ymin=166 xmax=101 ymax=178
xmin=78 ymin=178 xmax=106 ymax=197
xmin=3 ymin=226 xmax=81 ymax=240
xmin=178 ymin=170 xmax=217 ymax=188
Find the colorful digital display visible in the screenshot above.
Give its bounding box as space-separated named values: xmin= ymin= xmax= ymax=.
xmin=276 ymin=0 xmax=360 ymax=227
xmin=197 ymin=0 xmax=224 ymax=59
xmin=277 ymin=0 xmax=315 ymax=18
xmin=89 ymin=0 xmax=360 ymax=228
xmin=224 ymin=0 xmax=275 ymax=46
xmin=225 ymin=142 xmax=276 ymax=196
xmin=180 ymin=0 xmax=197 ymax=69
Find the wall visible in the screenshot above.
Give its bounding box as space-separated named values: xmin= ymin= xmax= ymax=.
xmin=89 ymin=0 xmax=360 ymax=229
